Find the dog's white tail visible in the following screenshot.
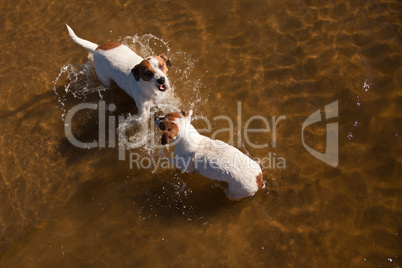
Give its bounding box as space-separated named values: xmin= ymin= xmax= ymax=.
xmin=66 ymin=24 xmax=98 ymax=53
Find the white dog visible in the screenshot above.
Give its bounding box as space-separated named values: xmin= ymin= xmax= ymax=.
xmin=66 ymin=25 xmax=172 ymax=117
xmin=155 ymin=110 xmax=265 ymax=200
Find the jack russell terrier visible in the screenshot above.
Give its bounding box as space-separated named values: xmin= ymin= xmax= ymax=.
xmin=66 ymin=25 xmax=172 ymax=117
xmin=155 ymin=110 xmax=265 ymax=200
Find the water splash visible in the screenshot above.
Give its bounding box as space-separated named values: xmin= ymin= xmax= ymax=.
xmin=356 ymin=95 xmax=361 ymax=107
xmin=53 ymin=33 xmax=205 ymax=158
xmin=363 ymin=79 xmax=371 ymax=92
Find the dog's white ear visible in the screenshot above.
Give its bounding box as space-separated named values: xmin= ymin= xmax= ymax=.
xmin=131 ymin=65 xmax=140 ymax=81
xmin=188 ymin=110 xmax=193 ymax=117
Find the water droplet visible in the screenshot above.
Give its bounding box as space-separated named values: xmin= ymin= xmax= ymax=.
xmin=364 ymin=79 xmax=371 ymax=91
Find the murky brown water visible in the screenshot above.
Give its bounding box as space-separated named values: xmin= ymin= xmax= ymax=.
xmin=1 ymin=0 xmax=401 ymax=267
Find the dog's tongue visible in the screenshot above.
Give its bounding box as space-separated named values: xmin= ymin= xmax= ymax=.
xmin=159 ymin=84 xmax=167 ymax=91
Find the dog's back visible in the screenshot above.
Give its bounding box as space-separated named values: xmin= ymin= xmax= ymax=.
xmin=93 ymin=44 xmax=142 ymax=95
xmin=66 ymin=25 xmax=143 ymax=98
xmin=194 ymin=138 xmax=264 ymax=199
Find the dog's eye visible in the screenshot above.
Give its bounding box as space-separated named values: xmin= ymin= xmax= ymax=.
xmin=145 ymin=71 xmax=153 ymax=76
xmin=159 ymin=65 xmax=164 ymax=70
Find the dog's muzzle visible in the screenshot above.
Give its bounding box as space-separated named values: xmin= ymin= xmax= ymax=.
xmin=156 ymin=77 xmax=168 ymax=92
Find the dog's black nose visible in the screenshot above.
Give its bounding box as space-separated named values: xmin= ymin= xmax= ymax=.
xmin=157 ymin=77 xmax=165 ymax=84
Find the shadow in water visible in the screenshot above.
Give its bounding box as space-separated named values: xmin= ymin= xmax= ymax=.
xmin=0 ymin=90 xmax=56 ymax=120
xmin=131 ymin=170 xmax=245 ymax=225
xmin=56 ymin=83 xmax=138 ymax=167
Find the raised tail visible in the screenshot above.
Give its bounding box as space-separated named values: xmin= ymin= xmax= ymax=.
xmin=66 ymin=24 xmax=98 ymax=53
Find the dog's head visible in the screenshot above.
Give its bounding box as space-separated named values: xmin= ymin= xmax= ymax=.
xmin=155 ymin=110 xmax=192 ymax=145
xmin=131 ymin=54 xmax=172 ymax=92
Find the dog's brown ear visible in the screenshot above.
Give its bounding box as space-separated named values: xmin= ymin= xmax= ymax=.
xmin=131 ymin=64 xmax=140 ymax=81
xmin=158 ymin=120 xmax=168 ymax=131
xmin=159 ymin=53 xmax=172 ymax=67
xmin=161 ymin=131 xmax=170 ymax=145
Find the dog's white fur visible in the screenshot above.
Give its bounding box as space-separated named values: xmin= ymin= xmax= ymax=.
xmin=155 ymin=110 xmax=265 ymax=200
xmin=66 ymin=25 xmax=171 ymax=117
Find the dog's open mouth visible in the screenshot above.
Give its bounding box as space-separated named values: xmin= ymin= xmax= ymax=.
xmin=157 ymin=84 xmax=168 ymax=91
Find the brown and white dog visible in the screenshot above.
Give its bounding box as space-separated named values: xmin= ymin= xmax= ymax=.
xmin=155 ymin=110 xmax=265 ymax=200
xmin=66 ymin=25 xmax=172 ymax=117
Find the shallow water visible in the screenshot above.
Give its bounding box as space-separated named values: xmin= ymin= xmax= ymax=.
xmin=0 ymin=0 xmax=401 ymax=267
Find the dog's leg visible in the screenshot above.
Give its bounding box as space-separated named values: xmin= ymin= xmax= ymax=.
xmin=224 ymin=187 xmax=241 ymax=201
xmin=137 ymin=102 xmax=152 ymax=118
xmin=223 ymin=183 xmax=246 ymax=201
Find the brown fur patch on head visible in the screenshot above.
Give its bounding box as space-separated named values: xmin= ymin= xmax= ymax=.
xmin=96 ymin=42 xmax=121 ymax=51
xmin=157 ymin=53 xmax=172 ymax=68
xmin=164 ymin=112 xmax=184 ymax=121
xmin=156 ymin=110 xmax=189 ymax=125
xmin=159 ymin=121 xmax=179 ymax=145
xmin=256 ymin=173 xmax=265 ymax=188
xmin=131 ymin=60 xmax=155 ymax=81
